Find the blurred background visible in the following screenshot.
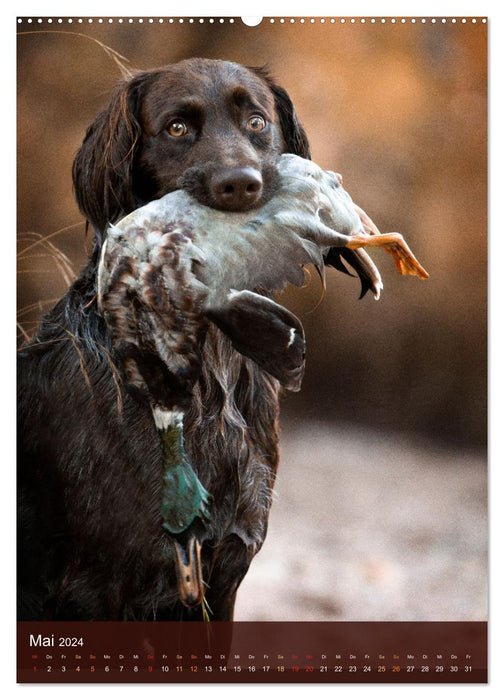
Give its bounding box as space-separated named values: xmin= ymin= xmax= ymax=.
xmin=17 ymin=16 xmax=487 ymax=621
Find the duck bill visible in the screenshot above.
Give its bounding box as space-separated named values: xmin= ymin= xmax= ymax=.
xmin=173 ymin=534 xmax=204 ymax=608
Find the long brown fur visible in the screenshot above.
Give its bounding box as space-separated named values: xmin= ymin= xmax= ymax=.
xmin=17 ymin=59 xmax=309 ymax=621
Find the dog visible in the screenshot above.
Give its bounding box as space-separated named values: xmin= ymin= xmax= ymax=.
xmin=17 ymin=58 xmax=311 ymax=621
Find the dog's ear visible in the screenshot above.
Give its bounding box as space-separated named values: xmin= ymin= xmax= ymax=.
xmin=72 ymin=73 xmax=148 ymax=241
xmin=249 ymin=67 xmax=311 ymax=159
xmin=269 ymin=82 xmax=311 ymax=159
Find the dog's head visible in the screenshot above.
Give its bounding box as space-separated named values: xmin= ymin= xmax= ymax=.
xmin=72 ymin=58 xmax=310 ymax=240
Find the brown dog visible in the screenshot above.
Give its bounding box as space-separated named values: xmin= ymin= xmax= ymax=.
xmin=18 ymin=59 xmax=311 ymax=621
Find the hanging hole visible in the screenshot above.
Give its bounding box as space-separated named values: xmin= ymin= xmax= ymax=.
xmin=241 ymin=16 xmax=263 ymax=26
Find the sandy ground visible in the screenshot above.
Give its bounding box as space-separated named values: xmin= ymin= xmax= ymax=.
xmin=234 ymin=421 xmax=487 ymax=622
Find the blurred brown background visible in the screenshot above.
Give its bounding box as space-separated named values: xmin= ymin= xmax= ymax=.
xmin=17 ymin=17 xmax=487 ymax=620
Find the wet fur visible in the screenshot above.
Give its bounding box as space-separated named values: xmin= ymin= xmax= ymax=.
xmin=17 ymin=59 xmax=310 ymax=621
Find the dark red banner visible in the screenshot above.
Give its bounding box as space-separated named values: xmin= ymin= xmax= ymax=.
xmin=18 ymin=621 xmax=487 ymax=683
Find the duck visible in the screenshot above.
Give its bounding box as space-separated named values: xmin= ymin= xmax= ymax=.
xmin=97 ymin=153 xmax=428 ymax=609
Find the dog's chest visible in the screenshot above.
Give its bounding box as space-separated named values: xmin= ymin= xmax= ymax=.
xmin=182 ymin=326 xmax=279 ymax=546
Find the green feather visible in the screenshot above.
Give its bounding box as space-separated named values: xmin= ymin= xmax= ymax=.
xmin=158 ymin=423 xmax=212 ymax=535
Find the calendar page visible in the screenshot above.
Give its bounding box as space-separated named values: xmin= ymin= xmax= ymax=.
xmin=16 ymin=13 xmax=487 ymax=684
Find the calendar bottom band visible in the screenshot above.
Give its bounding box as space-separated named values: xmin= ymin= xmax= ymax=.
xmin=17 ymin=620 xmax=487 ymax=683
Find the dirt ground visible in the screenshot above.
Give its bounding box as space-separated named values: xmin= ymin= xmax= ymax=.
xmin=234 ymin=421 xmax=487 ymax=622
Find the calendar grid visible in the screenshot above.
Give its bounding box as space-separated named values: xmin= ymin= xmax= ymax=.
xmin=18 ymin=621 xmax=487 ymax=683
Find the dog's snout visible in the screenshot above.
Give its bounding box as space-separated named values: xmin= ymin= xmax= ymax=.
xmin=212 ymin=167 xmax=263 ymax=211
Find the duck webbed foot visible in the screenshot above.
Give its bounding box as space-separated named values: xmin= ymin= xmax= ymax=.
xmin=347 ymin=231 xmax=430 ymax=279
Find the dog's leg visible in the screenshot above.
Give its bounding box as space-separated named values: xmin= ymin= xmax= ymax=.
xmin=205 ymin=534 xmax=256 ymax=621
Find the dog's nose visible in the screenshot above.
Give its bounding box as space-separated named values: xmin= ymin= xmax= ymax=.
xmin=212 ymin=167 xmax=263 ymax=211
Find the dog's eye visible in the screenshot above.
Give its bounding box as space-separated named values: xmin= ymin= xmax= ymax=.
xmin=247 ymin=115 xmax=266 ymax=132
xmin=167 ymin=120 xmax=188 ymax=138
